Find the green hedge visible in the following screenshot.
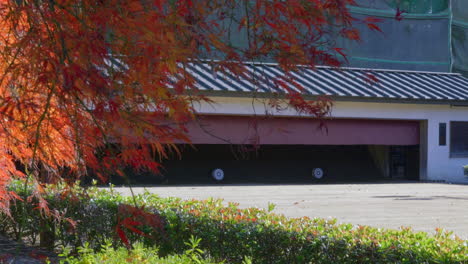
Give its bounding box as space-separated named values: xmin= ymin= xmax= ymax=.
xmin=2 ymin=182 xmax=467 ymax=263
xmin=60 ymin=239 xmax=222 ymax=264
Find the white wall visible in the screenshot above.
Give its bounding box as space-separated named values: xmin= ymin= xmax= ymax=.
xmin=194 ymin=96 xmax=468 ymax=184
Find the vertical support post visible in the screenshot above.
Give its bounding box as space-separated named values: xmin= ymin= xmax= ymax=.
xmin=419 ymin=120 xmax=428 ymax=180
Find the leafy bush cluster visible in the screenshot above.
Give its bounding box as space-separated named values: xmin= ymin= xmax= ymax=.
xmin=60 ymin=239 xmax=223 ymax=264
xmin=2 ymin=181 xmax=467 ymax=264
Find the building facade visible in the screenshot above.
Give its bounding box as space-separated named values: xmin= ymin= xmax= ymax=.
xmin=159 ymin=63 xmax=468 ymax=184
xmin=134 ymin=1 xmax=468 ymax=184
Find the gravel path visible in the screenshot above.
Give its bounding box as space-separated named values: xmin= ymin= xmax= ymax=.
xmin=0 ymin=235 xmax=57 ymax=264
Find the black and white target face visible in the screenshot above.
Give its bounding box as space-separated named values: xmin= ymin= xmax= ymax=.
xmin=212 ymin=168 xmax=225 ymax=181
xmin=312 ymin=168 xmax=324 ymax=179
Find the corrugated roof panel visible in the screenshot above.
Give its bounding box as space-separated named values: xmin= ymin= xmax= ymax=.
xmin=320 ymin=69 xmax=371 ymax=97
xmin=295 ymin=68 xmax=336 ymax=95
xmin=394 ymin=73 xmax=446 ymax=100
xmin=430 ymin=75 xmax=467 ymax=98
xmin=287 ymin=70 xmax=328 ymax=96
xmin=408 ymin=74 xmax=455 ymax=99
xmin=366 ymin=72 xmax=417 ymax=99
xmin=333 ymin=70 xmax=383 ymax=98
xmin=184 ymin=62 xmax=468 ymax=103
xmin=436 ymin=75 xmax=468 ymax=99
xmin=338 ymin=70 xmax=388 ymax=98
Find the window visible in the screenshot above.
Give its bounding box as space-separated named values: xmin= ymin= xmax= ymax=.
xmin=439 ymin=123 xmax=446 ymax=146
xmin=450 ymin=122 xmax=468 ymax=157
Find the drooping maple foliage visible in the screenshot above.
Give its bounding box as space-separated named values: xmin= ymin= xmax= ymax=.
xmin=0 ymin=0 xmax=380 ymax=212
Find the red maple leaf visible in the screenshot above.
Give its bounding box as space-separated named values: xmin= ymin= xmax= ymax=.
xmin=395 ymin=7 xmax=406 ymax=21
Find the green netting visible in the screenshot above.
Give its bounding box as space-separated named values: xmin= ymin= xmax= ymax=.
xmin=216 ymin=1 xmax=468 ymax=75
xmin=342 ymin=0 xmax=468 ymax=75
xmin=354 ymin=0 xmax=448 ymax=14
xmin=341 ymin=4 xmax=451 ymax=71
xmin=340 ymin=15 xmax=450 ymax=64
xmin=452 ymin=24 xmax=468 ymax=74
xmin=387 ymin=0 xmax=448 ymax=14
xmin=450 ymin=0 xmax=467 ymax=75
xmin=452 ymin=0 xmax=468 ymax=22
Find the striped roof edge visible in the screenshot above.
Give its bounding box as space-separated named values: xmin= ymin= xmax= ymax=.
xmin=184 ymin=62 xmax=468 ymax=105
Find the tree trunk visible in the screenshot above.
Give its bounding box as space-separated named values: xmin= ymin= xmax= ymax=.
xmin=39 ymin=219 xmax=55 ymax=250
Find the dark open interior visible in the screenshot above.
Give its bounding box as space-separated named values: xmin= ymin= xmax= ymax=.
xmin=107 ymin=144 xmax=420 ymax=185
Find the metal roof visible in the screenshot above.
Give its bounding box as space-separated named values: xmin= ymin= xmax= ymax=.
xmin=184 ymin=62 xmax=468 ymax=104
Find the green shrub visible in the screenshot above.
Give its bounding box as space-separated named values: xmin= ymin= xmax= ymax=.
xmin=60 ymin=240 xmax=220 ymax=264
xmin=3 ymin=181 xmax=467 ymax=264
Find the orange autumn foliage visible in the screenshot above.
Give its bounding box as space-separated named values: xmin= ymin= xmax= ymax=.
xmin=0 ymin=0 xmax=379 ymax=212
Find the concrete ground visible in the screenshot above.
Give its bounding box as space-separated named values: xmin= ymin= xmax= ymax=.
xmin=113 ymin=183 xmax=468 ymax=239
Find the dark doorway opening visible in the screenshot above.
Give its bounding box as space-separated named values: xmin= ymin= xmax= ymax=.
xmin=112 ymin=144 xmax=419 ymax=185
xmin=389 ymin=146 xmax=420 ymax=181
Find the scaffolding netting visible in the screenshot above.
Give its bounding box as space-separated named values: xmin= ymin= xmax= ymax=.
xmin=354 ymin=0 xmax=448 ymax=13
xmin=452 ymin=0 xmax=468 ymax=75
xmin=212 ymin=1 xmax=467 ymax=75
xmin=340 ymin=0 xmax=468 ymax=75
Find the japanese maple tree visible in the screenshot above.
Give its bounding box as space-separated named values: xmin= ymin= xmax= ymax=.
xmin=0 ymin=0 xmax=378 ymax=212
